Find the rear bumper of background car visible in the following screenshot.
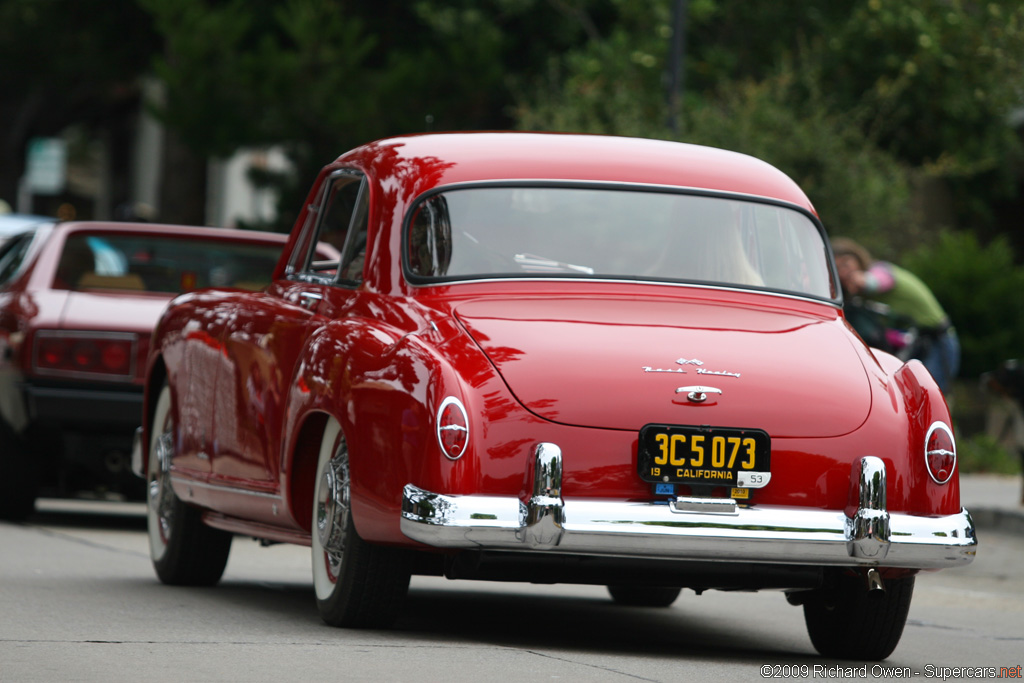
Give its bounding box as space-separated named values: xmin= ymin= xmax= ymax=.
xmin=400 ymin=445 xmax=977 ymax=570
xmin=21 ymin=380 xmax=143 ymax=428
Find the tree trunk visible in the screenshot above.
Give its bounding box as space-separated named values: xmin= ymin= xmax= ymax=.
xmin=158 ymin=128 xmax=207 ymax=226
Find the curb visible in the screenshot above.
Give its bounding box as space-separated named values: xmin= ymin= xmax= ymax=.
xmin=969 ymin=507 xmax=1024 ymax=536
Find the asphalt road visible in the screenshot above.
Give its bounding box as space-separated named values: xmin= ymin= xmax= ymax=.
xmin=0 ymin=499 xmax=1021 ymax=682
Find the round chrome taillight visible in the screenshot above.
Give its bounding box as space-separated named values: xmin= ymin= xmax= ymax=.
xmin=436 ymin=396 xmax=469 ymax=460
xmin=925 ymin=421 xmax=956 ymax=485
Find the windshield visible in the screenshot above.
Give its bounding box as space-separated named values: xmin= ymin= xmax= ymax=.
xmin=406 ymin=186 xmax=836 ymax=300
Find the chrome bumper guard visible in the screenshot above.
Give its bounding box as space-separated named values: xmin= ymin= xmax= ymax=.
xmin=400 ymin=445 xmax=977 ymax=569
xmin=130 ymin=427 xmax=144 ymax=479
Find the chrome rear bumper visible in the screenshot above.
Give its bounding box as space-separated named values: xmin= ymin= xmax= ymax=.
xmin=400 ymin=445 xmax=977 ymax=570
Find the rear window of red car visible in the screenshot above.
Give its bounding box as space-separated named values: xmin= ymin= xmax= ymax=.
xmin=405 ymin=185 xmax=837 ymax=301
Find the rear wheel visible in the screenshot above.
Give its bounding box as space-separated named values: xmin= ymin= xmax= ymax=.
xmin=147 ymin=382 xmax=231 ymax=585
xmin=803 ymin=573 xmax=914 ymax=660
xmin=312 ymin=420 xmax=410 ymax=627
xmin=607 ymin=585 xmax=682 ymax=607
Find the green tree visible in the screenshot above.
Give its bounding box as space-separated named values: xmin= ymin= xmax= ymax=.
xmin=813 ymin=1 xmax=1024 ymax=237
xmin=682 ymin=74 xmax=914 ymax=246
xmin=514 ymin=3 xmax=914 ymax=245
xmin=0 ymin=0 xmax=160 ymax=214
xmin=816 ymin=1 xmax=1024 ymax=174
xmin=904 ymin=231 xmax=1024 ymax=377
xmin=140 ymin=0 xmax=605 ymax=228
xmin=514 ymin=0 xmax=1024 ymax=246
xmin=141 ymin=0 xmax=383 ymax=225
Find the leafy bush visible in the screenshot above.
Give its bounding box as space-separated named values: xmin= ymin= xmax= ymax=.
xmin=517 ymin=59 xmax=916 ymax=251
xmin=680 ymin=73 xmax=914 ymax=246
xmin=957 ymin=433 xmax=1022 ymax=475
xmin=903 ymin=231 xmax=1024 ymax=377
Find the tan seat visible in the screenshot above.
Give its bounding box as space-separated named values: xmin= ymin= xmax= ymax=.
xmin=77 ymin=273 xmax=146 ymax=291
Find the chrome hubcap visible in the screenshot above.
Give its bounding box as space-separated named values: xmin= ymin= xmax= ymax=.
xmin=149 ymin=428 xmax=175 ymax=543
xmin=316 ymin=447 xmax=350 ymax=578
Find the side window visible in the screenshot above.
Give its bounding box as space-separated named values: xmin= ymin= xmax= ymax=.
xmin=289 ymin=170 xmax=366 ymax=284
xmin=0 ymin=233 xmax=36 ymax=288
xmin=408 ymin=195 xmax=452 ymax=277
xmin=338 ymin=179 xmax=369 ymax=283
xmin=286 ymin=187 xmax=327 ymax=275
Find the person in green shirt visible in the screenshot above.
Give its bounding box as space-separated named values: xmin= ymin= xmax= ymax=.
xmin=832 ymin=237 xmax=960 ymax=393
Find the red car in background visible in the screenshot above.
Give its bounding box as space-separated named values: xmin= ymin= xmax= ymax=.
xmin=137 ymin=133 xmax=976 ymax=661
xmin=0 ymin=221 xmax=329 ymax=519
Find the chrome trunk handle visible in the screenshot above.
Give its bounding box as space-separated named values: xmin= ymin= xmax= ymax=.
xmin=674 ymin=385 xmax=723 ymax=403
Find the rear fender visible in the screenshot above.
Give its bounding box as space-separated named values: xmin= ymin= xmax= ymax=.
xmin=280 ymin=318 xmax=471 ymax=544
xmin=886 ymin=359 xmax=959 ymax=516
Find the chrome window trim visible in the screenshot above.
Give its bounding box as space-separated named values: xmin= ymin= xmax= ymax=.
xmin=286 ymin=168 xmax=364 ymax=283
xmin=407 ymin=275 xmax=845 ymax=309
xmin=333 ymin=177 xmax=370 ymax=287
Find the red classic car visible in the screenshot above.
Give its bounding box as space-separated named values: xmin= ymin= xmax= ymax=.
xmin=136 ymin=133 xmax=976 ymax=660
xmin=0 ymin=220 xmax=328 ymax=520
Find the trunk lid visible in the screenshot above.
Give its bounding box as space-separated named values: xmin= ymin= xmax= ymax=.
xmin=455 ymin=295 xmax=871 ymax=438
xmin=59 ymin=290 xmax=172 ymax=332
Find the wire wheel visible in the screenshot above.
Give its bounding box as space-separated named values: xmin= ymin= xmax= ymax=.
xmin=311 ymin=419 xmax=410 ymax=628
xmin=146 ymin=381 xmax=231 ymax=586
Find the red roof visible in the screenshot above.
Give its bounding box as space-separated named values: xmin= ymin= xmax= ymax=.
xmin=334 ymin=132 xmax=816 ymax=213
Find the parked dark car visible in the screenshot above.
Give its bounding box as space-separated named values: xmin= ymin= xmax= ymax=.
xmin=0 ymin=220 xmax=336 ymax=519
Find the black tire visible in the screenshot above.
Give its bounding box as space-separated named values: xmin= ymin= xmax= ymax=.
xmin=146 ymin=383 xmax=231 ymax=586
xmin=607 ymin=585 xmax=682 ymax=607
xmin=312 ymin=420 xmax=410 ymax=628
xmin=0 ymin=419 xmax=37 ymax=521
xmin=803 ymin=573 xmax=914 ymax=660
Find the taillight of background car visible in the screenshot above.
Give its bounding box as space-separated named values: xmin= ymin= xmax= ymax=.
xmin=32 ymin=331 xmax=136 ymax=381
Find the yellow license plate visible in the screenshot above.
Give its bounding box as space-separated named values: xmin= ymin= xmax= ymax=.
xmin=638 ymin=424 xmax=771 ymax=488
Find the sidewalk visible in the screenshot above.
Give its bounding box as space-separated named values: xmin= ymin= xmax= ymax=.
xmin=959 ymin=473 xmax=1024 ymax=536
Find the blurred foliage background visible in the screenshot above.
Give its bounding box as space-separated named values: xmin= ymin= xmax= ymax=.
xmin=2 ymin=0 xmax=1024 ymax=455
